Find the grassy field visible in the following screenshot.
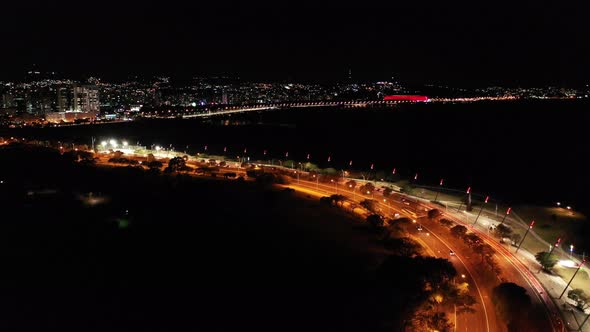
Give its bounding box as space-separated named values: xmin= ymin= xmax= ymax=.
xmin=554 ymin=265 xmax=590 ymax=295
xmin=515 ymin=205 xmax=588 ymax=251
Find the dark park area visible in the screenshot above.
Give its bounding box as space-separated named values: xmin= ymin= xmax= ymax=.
xmin=0 ymin=144 xmax=463 ymax=331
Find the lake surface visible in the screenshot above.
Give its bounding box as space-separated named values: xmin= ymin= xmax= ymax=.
xmin=3 ymin=99 xmax=589 ymax=213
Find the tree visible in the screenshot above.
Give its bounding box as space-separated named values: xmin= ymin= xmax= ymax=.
xmin=366 ymin=214 xmax=384 ymax=229
xmin=167 ymin=157 xmax=187 ymax=172
xmin=413 ymin=312 xmax=454 ymax=332
xmin=146 ymin=160 xmax=163 ymax=169
xmin=360 ymin=199 xmax=378 ymax=213
xmin=330 ymin=194 xmax=346 ymax=206
xmin=535 ymin=251 xmax=559 ymax=272
xmin=345 ymin=180 xmax=357 ymax=190
xmin=359 ymin=182 xmax=375 ymax=195
xmin=382 ymin=237 xmax=422 ymax=257
xmin=492 ymin=282 xmax=532 ymax=331
xmin=494 ymin=224 xmax=513 ymax=239
xmin=304 ymin=162 xmax=319 ymax=171
xmin=568 ymin=289 xmax=589 ymax=311
xmin=463 ymin=233 xmax=482 ymax=248
xmin=473 ymin=243 xmax=495 ymax=264
xmin=427 ymin=209 xmax=442 ymax=219
xmin=450 ymin=225 xmax=467 ymax=238
xmin=439 ymin=219 xmax=454 ymax=227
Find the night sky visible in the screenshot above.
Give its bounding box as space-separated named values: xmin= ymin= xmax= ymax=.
xmin=1 ymin=1 xmax=588 ymax=86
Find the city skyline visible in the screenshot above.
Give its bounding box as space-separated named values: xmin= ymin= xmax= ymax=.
xmin=1 ymin=1 xmax=588 ymax=86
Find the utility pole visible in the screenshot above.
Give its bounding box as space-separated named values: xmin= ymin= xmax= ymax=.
xmin=500 ymin=207 xmax=512 ymax=225
xmin=434 ymin=178 xmax=443 ymax=202
xmin=457 ymin=186 xmax=471 ymax=212
xmin=559 ymin=259 xmax=586 ymax=299
xmin=516 ymin=220 xmax=535 ymax=253
xmin=473 ymin=196 xmax=489 ymax=226
xmin=579 ymin=312 xmax=590 ymax=331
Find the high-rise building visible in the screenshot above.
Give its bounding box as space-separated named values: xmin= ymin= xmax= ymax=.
xmin=73 ymin=84 xmax=100 ymax=113
xmin=2 ymin=93 xmax=15 ymax=109
xmin=56 ymin=84 xmax=73 ymax=112
xmin=221 ymin=90 xmax=229 ymax=104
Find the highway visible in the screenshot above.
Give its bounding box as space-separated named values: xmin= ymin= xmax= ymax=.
xmin=285 ymin=176 xmax=561 ymax=332
xmin=287 ymin=178 xmax=496 ymax=332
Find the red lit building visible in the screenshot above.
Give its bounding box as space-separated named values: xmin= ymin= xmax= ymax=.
xmin=383 ymin=95 xmax=429 ymax=102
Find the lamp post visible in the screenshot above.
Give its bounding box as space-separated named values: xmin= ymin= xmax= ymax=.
xmin=434 ymin=178 xmax=443 ymax=202
xmin=579 ymin=313 xmax=590 ymax=331
xmin=457 ymin=186 xmax=471 ymax=212
xmin=473 ymin=195 xmax=489 ymax=226
xmin=515 ymin=220 xmax=535 ymax=253
xmin=570 ymin=244 xmax=575 ymax=258
xmin=559 ymin=259 xmax=586 ymax=299
xmin=500 ymin=207 xmax=512 ymax=225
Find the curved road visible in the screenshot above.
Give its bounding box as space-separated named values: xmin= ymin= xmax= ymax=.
xmin=287 ymin=176 xmax=561 ymax=332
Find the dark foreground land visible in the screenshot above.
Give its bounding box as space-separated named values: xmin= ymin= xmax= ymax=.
xmin=0 ymin=144 xmax=402 ymax=332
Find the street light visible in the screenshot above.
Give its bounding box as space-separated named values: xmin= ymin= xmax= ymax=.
xmin=473 ymin=195 xmax=489 ymax=226
xmin=434 ymin=178 xmax=443 ymax=202
xmin=500 ymin=207 xmax=512 ymax=225
xmin=515 ymin=220 xmax=535 ymax=253
xmin=559 ymin=259 xmax=586 ymax=299
xmin=570 ymin=244 xmax=575 ymax=258
xmin=457 ymin=186 xmax=471 ymax=212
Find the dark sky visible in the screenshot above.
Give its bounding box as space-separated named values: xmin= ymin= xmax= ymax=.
xmin=1 ymin=1 xmax=588 ymax=86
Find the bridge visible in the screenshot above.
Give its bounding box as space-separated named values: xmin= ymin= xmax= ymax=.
xmin=179 ymin=100 xmax=416 ymax=118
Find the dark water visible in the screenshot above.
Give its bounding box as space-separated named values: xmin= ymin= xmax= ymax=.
xmin=3 ymin=99 xmax=589 ymax=213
